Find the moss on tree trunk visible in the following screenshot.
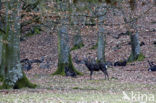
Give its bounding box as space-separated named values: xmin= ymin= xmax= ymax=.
xmin=128 ymin=53 xmax=145 ymax=62
xmin=71 ymin=42 xmax=84 ymax=51
xmin=0 ymin=35 xmax=3 ymax=81
xmin=0 ymin=0 xmax=36 ymax=89
xmin=0 ymin=75 xmax=3 ymax=82
xmin=128 ymin=33 xmax=145 ymax=62
xmin=70 ymin=4 xmax=85 ymax=51
xmin=71 ymin=27 xmax=84 ymax=51
xmin=53 ymin=1 xmax=82 ymax=76
xmin=53 ymin=54 xmax=82 ymax=76
xmin=0 ymin=0 xmax=3 ymax=81
xmin=53 ymin=24 xmax=81 ymax=76
xmin=1 ymin=72 xmax=36 ymax=89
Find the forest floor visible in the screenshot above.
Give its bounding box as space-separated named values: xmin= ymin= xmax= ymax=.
xmin=0 ymin=28 xmax=156 ymax=103
xmin=0 ymin=2 xmax=156 ymax=103
xmin=1 ymin=75 xmax=156 ymax=103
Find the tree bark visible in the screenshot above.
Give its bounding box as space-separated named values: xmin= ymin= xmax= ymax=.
xmin=0 ymin=0 xmax=36 ymax=89
xmin=120 ymin=6 xmax=145 ymax=62
xmin=71 ymin=25 xmax=84 ymax=51
xmin=96 ymin=5 xmax=107 ymax=63
xmin=70 ymin=4 xmax=85 ymax=51
xmin=0 ymin=0 xmax=3 ymax=80
xmin=0 ymin=32 xmax=3 ymax=80
xmin=53 ymin=1 xmax=81 ymax=76
xmin=128 ymin=32 xmax=144 ymax=62
xmin=97 ymin=26 xmax=106 ymax=62
xmin=0 ymin=0 xmax=1 ymax=10
xmin=53 ymin=24 xmax=81 ymax=76
xmin=72 ymin=32 xmax=84 ymax=51
xmin=131 ymin=32 xmax=140 ymax=56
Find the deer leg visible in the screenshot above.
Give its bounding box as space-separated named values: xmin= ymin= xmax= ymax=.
xmin=90 ymin=71 xmax=93 ymax=80
xmin=106 ymin=71 xmax=109 ymax=80
xmin=102 ymin=70 xmax=109 ymax=80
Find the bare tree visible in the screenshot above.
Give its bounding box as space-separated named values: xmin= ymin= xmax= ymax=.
xmin=53 ymin=1 xmax=81 ymax=76
xmin=95 ymin=4 xmax=107 ymax=63
xmin=121 ymin=0 xmax=145 ymax=62
xmin=109 ymin=0 xmax=148 ymax=62
xmin=0 ymin=0 xmax=36 ymax=89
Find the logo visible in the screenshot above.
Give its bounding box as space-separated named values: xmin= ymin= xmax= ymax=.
xmin=122 ymin=91 xmax=155 ymax=103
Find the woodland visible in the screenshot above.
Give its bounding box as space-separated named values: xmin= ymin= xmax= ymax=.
xmin=0 ymin=0 xmax=156 ymax=103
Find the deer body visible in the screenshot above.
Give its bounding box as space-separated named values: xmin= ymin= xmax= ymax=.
xmin=84 ymin=59 xmax=109 ymax=80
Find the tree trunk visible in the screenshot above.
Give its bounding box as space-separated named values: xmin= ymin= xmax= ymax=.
xmin=0 ymin=0 xmax=36 ymax=89
xmin=0 ymin=0 xmax=1 ymax=10
xmin=0 ymin=33 xmax=3 ymax=80
xmin=96 ymin=5 xmax=107 ymax=63
xmin=97 ymin=26 xmax=106 ymax=62
xmin=128 ymin=32 xmax=145 ymax=62
xmin=71 ymin=26 xmax=84 ymax=51
xmin=120 ymin=6 xmax=145 ymax=62
xmin=0 ymin=0 xmax=3 ymax=80
xmin=53 ymin=24 xmax=81 ymax=76
xmin=70 ymin=3 xmax=84 ymax=51
xmin=53 ymin=1 xmax=81 ymax=76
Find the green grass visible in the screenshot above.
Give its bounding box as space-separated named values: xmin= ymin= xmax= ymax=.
xmin=0 ymin=92 xmax=130 ymax=103
xmin=0 ymin=74 xmax=156 ymax=103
